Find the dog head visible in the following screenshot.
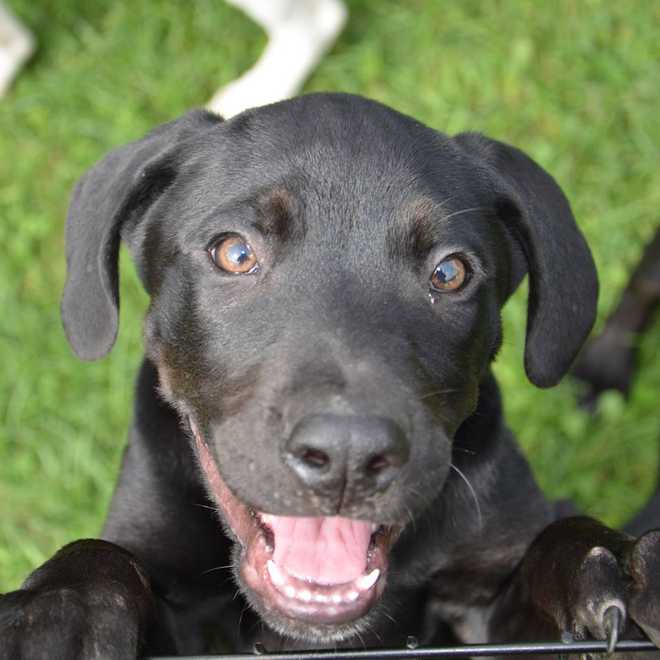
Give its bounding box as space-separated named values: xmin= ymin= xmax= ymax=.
xmin=61 ymin=94 xmax=597 ymax=641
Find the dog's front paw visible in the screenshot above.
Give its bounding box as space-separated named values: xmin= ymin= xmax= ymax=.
xmin=565 ymin=543 xmax=627 ymax=650
xmin=626 ymin=530 xmax=660 ymax=647
xmin=567 ymin=531 xmax=660 ymax=651
xmin=0 ymin=539 xmax=155 ymax=660
xmin=0 ymin=581 xmax=142 ymax=660
xmin=524 ymin=518 xmax=660 ymax=652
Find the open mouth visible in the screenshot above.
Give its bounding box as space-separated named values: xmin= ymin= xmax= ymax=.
xmin=192 ymin=424 xmax=395 ymax=626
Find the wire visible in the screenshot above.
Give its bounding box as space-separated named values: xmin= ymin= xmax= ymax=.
xmin=147 ymin=638 xmax=658 ymax=659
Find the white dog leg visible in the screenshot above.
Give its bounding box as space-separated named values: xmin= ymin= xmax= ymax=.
xmin=208 ymin=0 xmax=347 ymax=118
xmin=0 ymin=3 xmax=35 ymax=98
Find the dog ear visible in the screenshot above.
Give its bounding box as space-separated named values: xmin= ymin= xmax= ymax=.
xmin=61 ymin=110 xmax=222 ymax=361
xmin=454 ymin=133 xmax=598 ymax=388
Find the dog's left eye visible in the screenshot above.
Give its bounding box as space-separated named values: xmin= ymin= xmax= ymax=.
xmin=209 ymin=234 xmax=259 ymax=274
xmin=430 ymin=256 xmax=469 ymax=292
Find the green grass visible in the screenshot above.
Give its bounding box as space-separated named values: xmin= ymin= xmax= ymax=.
xmin=1 ymin=0 xmax=659 ymax=591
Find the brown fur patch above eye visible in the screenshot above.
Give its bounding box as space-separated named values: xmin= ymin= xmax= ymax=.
xmin=254 ymin=187 xmax=304 ymax=243
xmin=388 ymin=196 xmax=438 ymax=261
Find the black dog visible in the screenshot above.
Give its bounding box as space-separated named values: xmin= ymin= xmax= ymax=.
xmin=573 ymin=227 xmax=660 ymax=409
xmin=2 ymin=94 xmax=660 ymax=658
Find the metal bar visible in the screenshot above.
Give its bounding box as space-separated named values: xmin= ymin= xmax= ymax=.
xmin=147 ymin=638 xmax=658 ymax=659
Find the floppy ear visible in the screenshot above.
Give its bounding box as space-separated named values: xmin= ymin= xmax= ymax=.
xmin=454 ymin=133 xmax=598 ymax=388
xmin=61 ymin=110 xmax=222 ymax=361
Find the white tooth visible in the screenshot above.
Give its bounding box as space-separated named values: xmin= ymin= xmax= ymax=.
xmin=314 ymin=593 xmax=329 ymax=603
xmin=331 ymin=593 xmax=343 ymax=604
xmin=298 ymin=589 xmax=312 ymax=602
xmin=284 ymin=585 xmax=296 ymax=599
xmin=356 ymin=569 xmax=380 ymax=591
xmin=345 ymin=590 xmax=359 ymax=602
xmin=267 ymin=560 xmax=285 ymax=587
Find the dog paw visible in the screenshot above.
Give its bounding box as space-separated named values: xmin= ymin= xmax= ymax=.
xmin=0 ymin=581 xmax=142 ymax=660
xmin=562 ymin=530 xmax=660 ymax=653
xmin=568 ymin=545 xmax=626 ymax=651
xmin=523 ymin=519 xmax=660 ymax=653
xmin=627 ymin=530 xmax=660 ymax=647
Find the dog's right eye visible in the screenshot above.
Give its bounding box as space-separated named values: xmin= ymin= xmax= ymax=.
xmin=209 ymin=235 xmax=259 ymax=274
xmin=430 ymin=255 xmax=469 ymax=292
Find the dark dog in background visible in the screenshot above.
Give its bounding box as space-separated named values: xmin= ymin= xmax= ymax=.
xmin=573 ymin=227 xmax=660 ymax=409
xmin=1 ymin=94 xmax=659 ymax=658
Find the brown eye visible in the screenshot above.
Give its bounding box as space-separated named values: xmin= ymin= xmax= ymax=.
xmin=430 ymin=256 xmax=468 ymax=292
xmin=210 ymin=235 xmax=258 ymax=274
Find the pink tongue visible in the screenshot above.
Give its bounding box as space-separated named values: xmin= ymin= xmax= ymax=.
xmin=265 ymin=515 xmax=373 ymax=585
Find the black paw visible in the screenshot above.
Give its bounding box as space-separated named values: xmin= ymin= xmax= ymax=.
xmin=627 ymin=530 xmax=660 ymax=647
xmin=0 ymin=582 xmax=141 ymax=660
xmin=568 ymin=545 xmax=626 ymax=651
xmin=522 ymin=518 xmax=660 ymax=656
xmin=0 ymin=539 xmax=154 ymax=660
xmin=560 ymin=530 xmax=660 ymax=652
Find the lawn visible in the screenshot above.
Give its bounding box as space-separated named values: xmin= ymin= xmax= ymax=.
xmin=1 ymin=0 xmax=659 ymax=592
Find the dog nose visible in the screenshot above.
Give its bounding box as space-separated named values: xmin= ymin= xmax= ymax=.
xmin=284 ymin=414 xmax=409 ymax=500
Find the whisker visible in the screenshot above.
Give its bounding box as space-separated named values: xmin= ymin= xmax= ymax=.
xmin=427 ymin=406 xmax=452 ymax=426
xmin=381 ymin=609 xmax=397 ymax=625
xmin=434 ymin=194 xmax=459 ymax=212
xmin=355 ymin=628 xmax=367 ymax=649
xmin=201 ymin=563 xmax=234 ymax=575
xmin=193 ymin=502 xmax=218 ymax=511
xmin=442 ymin=206 xmax=490 ymax=222
xmin=450 ymin=463 xmax=483 ymax=529
xmin=403 ymin=503 xmax=416 ymax=533
xmin=418 ymin=388 xmax=461 ymax=401
xmin=453 ymin=446 xmax=477 ymax=455
xmin=365 ymin=621 xmax=382 ymax=644
xmin=238 ymin=603 xmax=250 ymax=628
